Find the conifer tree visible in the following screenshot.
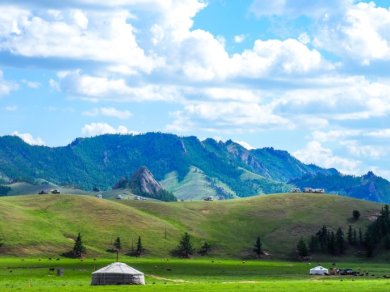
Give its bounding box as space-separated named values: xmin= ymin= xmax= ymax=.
xmin=136 ymin=236 xmax=143 ymax=257
xmin=253 ymin=237 xmax=263 ymax=257
xmin=327 ymin=231 xmax=336 ymax=255
xmin=336 ymin=227 xmax=345 ymax=255
xmin=347 ymin=225 xmax=353 ymax=245
xmin=297 ymin=238 xmax=309 ymax=257
xmin=352 ymin=229 xmax=357 ymax=246
xmin=365 ymin=231 xmax=375 ymax=257
xmin=359 ymin=228 xmax=363 ymax=246
xmin=72 ymin=233 xmax=86 ymax=258
xmin=114 ymin=237 xmax=121 ymax=251
xmin=309 ymin=235 xmax=319 ymax=253
xmin=199 ymin=241 xmax=211 ymax=256
xmin=317 ymin=226 xmax=328 ymax=252
xmin=177 ymin=232 xmax=194 ymax=258
xmin=384 ymin=235 xmax=390 ymax=250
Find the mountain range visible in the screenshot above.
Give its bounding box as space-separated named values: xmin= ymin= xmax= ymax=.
xmin=0 ymin=132 xmax=389 ymax=202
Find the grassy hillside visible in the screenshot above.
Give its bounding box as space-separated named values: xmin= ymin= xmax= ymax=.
xmin=5 ymin=181 xmax=90 ymax=196
xmin=0 ymin=195 xmax=182 ymax=257
xmin=161 ymin=167 xmax=236 ymax=200
xmin=0 ymin=193 xmax=381 ymax=258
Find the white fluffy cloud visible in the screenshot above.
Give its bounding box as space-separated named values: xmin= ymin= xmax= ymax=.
xmin=315 ymin=2 xmax=390 ymax=64
xmin=230 ymin=39 xmax=327 ymax=78
xmin=0 ymin=6 xmax=157 ymax=74
xmin=81 ymin=123 xmax=138 ymax=137
xmin=21 ymin=80 xmax=40 ymax=89
xmin=83 ymin=107 xmax=132 ymax=120
xmin=273 ymin=76 xmax=390 ymax=120
xmin=340 ymin=140 xmax=385 ymax=159
xmin=12 ymin=131 xmax=45 ymax=146
xmin=250 ymin=0 xmax=352 ymax=17
xmin=0 ymin=70 xmax=17 ymax=96
xmin=293 ymin=141 xmax=361 ymax=174
xmin=167 ymin=101 xmax=292 ymax=133
xmin=234 ymin=34 xmax=246 ymax=44
xmin=5 ymin=105 xmax=17 ymax=111
xmin=59 ymin=71 xmax=181 ymax=102
xmin=367 ymin=129 xmax=390 ymax=139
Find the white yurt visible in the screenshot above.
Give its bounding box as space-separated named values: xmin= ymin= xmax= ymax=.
xmin=91 ymin=262 xmax=145 ymax=285
xmin=309 ymin=266 xmax=329 ymax=275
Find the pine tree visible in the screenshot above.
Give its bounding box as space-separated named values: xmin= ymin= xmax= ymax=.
xmin=297 ymin=238 xmax=309 ymax=258
xmin=136 ymin=236 xmax=143 ymax=257
xmin=336 ymin=227 xmax=345 ymax=255
xmin=327 ymin=231 xmax=336 ymax=255
xmin=365 ymin=231 xmax=375 ymax=257
xmin=352 ymin=229 xmax=357 ymax=246
xmin=384 ymin=235 xmax=390 ymax=250
xmin=347 ymin=225 xmax=353 ymax=245
xmin=72 ymin=233 xmax=86 ymax=258
xmin=176 ymin=232 xmax=194 ymax=258
xmin=309 ymin=235 xmax=319 ymax=253
xmin=359 ymin=228 xmax=363 ymax=246
xmin=199 ymin=241 xmax=211 ymax=256
xmin=114 ymin=237 xmax=121 ymax=251
xmin=253 ymin=237 xmax=263 ymax=257
xmin=317 ymin=226 xmax=328 ymax=252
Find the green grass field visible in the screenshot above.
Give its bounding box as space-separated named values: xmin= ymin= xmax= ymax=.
xmin=0 ymin=193 xmax=382 ymax=258
xmin=1 ymin=194 xmax=390 ymax=291
xmin=1 ymin=258 xmax=390 ymax=291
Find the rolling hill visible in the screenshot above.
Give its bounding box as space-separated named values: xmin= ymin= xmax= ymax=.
xmin=0 ymin=133 xmax=389 ymax=202
xmin=0 ymin=193 xmax=381 ymax=258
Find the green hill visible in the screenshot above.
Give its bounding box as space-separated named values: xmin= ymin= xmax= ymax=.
xmin=0 ymin=134 xmax=329 ymax=200
xmin=1 ymin=133 xmax=389 ymax=202
xmin=0 ymin=193 xmax=380 ymax=258
xmin=4 ymin=181 xmax=91 ymax=196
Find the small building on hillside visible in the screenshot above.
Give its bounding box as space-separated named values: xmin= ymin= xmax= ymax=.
xmin=290 ymin=188 xmax=301 ymax=193
xmin=96 ymin=194 xmax=103 ymax=199
xmin=304 ymin=188 xmax=325 ymax=194
xmin=116 ymin=194 xmax=123 ymax=200
xmin=314 ymin=188 xmax=325 ymax=193
xmin=309 ymin=266 xmax=329 ymax=275
xmin=204 ymin=196 xmax=214 ymax=201
xmin=91 ymin=262 xmax=145 ymax=286
xmin=51 ymin=189 xmax=60 ymax=194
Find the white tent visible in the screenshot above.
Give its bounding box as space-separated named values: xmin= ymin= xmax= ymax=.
xmin=309 ymin=266 xmax=329 ymax=275
xmin=91 ymin=262 xmax=145 ymax=285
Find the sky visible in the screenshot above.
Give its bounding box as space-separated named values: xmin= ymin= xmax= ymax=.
xmin=1 ymin=0 xmax=390 ymax=179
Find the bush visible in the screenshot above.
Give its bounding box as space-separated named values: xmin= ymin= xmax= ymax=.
xmin=353 ymin=210 xmax=360 ymax=220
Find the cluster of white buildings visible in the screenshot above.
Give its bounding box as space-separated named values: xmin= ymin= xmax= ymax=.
xmin=291 ymin=188 xmax=325 ymax=193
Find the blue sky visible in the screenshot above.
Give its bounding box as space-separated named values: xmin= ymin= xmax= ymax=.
xmin=1 ymin=0 xmax=390 ymax=179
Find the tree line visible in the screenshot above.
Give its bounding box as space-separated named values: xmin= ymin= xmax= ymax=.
xmin=296 ymin=207 xmax=390 ymax=258
xmin=60 ymin=232 xmax=266 ymax=259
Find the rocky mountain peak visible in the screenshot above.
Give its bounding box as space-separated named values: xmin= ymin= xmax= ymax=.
xmin=130 ymin=166 xmax=162 ymax=195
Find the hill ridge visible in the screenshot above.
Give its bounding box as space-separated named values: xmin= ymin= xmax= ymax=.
xmin=0 ymin=193 xmax=380 ymax=258
xmin=0 ymin=133 xmax=389 ymax=202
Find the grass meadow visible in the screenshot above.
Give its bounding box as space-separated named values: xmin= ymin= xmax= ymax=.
xmin=1 ymin=257 xmax=390 ymax=291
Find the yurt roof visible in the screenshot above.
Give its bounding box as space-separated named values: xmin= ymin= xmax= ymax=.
xmin=311 ymin=266 xmax=327 ymax=270
xmin=92 ymin=262 xmax=144 ymax=275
